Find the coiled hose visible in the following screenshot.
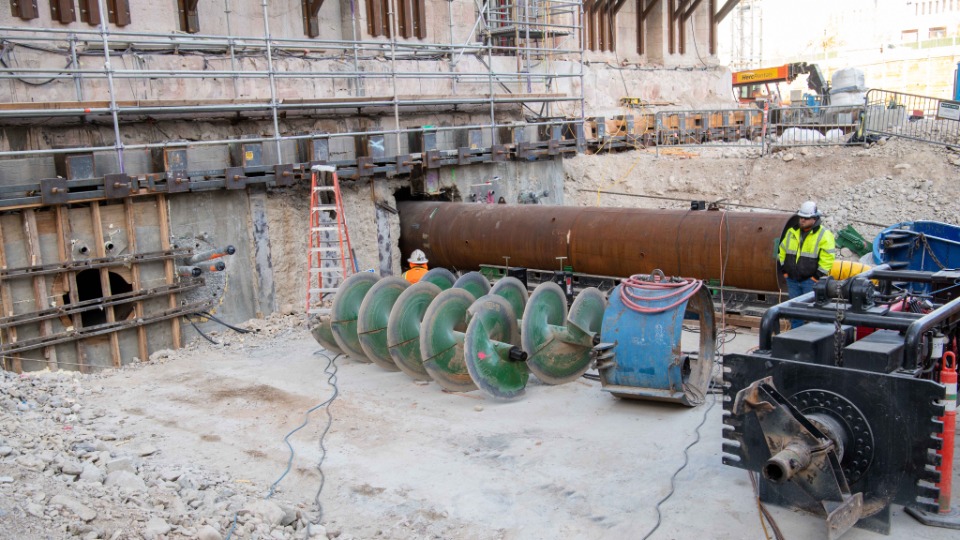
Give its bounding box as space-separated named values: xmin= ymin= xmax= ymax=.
xmin=619 ymin=270 xmax=704 ymax=314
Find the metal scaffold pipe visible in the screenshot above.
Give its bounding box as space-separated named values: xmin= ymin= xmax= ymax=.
xmin=397 ymin=202 xmax=793 ymax=293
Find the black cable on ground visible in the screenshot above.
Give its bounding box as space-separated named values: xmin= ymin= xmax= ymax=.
xmin=311 ymin=350 xmax=340 ymax=524
xmin=185 ymin=317 xmax=220 ymax=345
xmin=198 ymin=311 xmax=252 ymax=334
xmin=224 ymin=351 xmax=341 ymax=540
xmin=640 ymin=383 xmax=717 ymax=540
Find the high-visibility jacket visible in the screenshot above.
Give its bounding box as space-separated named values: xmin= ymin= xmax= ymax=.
xmin=778 ymin=224 xmax=836 ymax=282
xmin=403 ymin=264 xmax=429 ymax=284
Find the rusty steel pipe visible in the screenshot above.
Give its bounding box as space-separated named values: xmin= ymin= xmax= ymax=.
xmin=398 ymin=202 xmax=792 ymax=292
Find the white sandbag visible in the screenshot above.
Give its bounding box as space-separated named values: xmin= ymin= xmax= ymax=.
xmin=829 ymin=91 xmax=866 ymax=108
xmin=778 ymin=127 xmax=825 ymax=144
xmin=825 ymin=129 xmax=846 ymax=142
xmin=830 ymin=67 xmax=866 ymax=93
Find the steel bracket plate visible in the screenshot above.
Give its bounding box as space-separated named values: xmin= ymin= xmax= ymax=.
xmin=458 ymin=147 xmax=472 ymax=166
xmin=224 ymin=167 xmax=246 ymax=190
xmin=517 ymin=142 xmax=535 ymax=161
xmin=273 ymin=164 xmax=295 ymax=187
xmin=166 ymin=170 xmax=190 ymax=193
xmin=395 ymin=154 xmax=413 ymax=175
xmin=41 ymin=178 xmax=69 ymax=205
xmin=357 ymin=156 xmax=375 ymax=177
xmin=103 ymin=173 xmax=133 ymax=199
xmin=425 ymin=150 xmax=442 ymax=169
xmin=491 ymin=145 xmax=508 ymax=162
xmin=547 ymin=139 xmax=560 ymax=156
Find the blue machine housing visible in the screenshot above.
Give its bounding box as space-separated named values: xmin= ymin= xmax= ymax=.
xmin=873 ymin=221 xmax=960 ymax=292
xmin=597 ymin=282 xmax=715 ymax=406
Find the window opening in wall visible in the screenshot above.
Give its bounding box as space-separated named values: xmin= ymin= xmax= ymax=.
xmin=65 ymin=269 xmax=134 ymax=328
xmin=929 ymin=26 xmax=946 ymax=38
xmin=902 ymin=29 xmax=918 ymax=43
xmin=9 ymin=0 xmax=39 ymax=20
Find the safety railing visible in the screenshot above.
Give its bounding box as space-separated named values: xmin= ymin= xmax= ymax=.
xmin=765 ymin=104 xmax=864 ymax=149
xmin=645 ymin=104 xmax=865 ymax=155
xmin=862 ymin=89 xmax=960 ymax=147
xmin=653 ymin=108 xmax=765 ymax=155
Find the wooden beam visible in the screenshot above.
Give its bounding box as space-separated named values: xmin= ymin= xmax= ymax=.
xmin=678 ymin=0 xmax=687 ymax=54
xmin=157 ymin=195 xmax=181 ymax=349
xmin=55 ymin=205 xmax=87 ymax=374
xmin=709 ymin=0 xmax=717 ymax=55
xmin=414 ymin=0 xmax=426 ymax=39
xmin=79 ymin=0 xmax=101 ymax=24
xmin=10 ymin=0 xmax=39 ymax=20
xmin=90 ymin=202 xmax=122 ymax=368
xmin=23 ymin=209 xmax=59 ymax=371
xmin=0 ymin=218 xmax=22 ymax=373
xmin=108 ymin=0 xmax=131 ymax=26
xmin=50 ymin=0 xmax=77 ymax=24
xmin=607 ymin=0 xmax=619 ymax=51
xmin=682 ymin=0 xmax=703 ymax=20
xmin=123 ymin=199 xmax=149 ymax=364
xmin=177 ymin=0 xmax=200 ymax=33
xmin=635 ymin=0 xmax=661 ymax=55
xmin=302 ymin=0 xmax=326 ymax=38
xmin=668 ymin=0 xmax=675 ymax=55
xmin=715 ymin=0 xmax=740 ymax=22
xmin=642 ymin=0 xmax=661 ymax=17
xmin=400 ymin=0 xmax=414 ymax=38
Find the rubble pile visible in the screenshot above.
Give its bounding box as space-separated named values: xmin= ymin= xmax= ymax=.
xmin=0 ymin=368 xmax=328 ymax=540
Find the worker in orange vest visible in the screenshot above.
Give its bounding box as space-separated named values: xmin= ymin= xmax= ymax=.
xmin=403 ymin=249 xmax=429 ymax=284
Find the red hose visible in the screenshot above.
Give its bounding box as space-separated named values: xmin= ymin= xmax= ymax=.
xmin=619 ymin=273 xmax=704 ymax=314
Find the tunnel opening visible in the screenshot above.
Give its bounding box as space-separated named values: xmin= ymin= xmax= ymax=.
xmin=63 ymin=269 xmax=135 ymax=327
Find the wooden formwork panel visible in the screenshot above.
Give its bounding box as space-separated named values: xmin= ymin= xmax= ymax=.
xmin=0 ymin=197 xmax=181 ymax=373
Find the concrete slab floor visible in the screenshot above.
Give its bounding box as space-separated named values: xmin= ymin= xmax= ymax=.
xmin=85 ymin=323 xmax=960 ymax=540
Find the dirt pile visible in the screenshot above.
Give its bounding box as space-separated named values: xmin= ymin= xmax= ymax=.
xmin=0 ymin=315 xmax=326 ymax=540
xmin=563 ymin=138 xmax=960 ymax=245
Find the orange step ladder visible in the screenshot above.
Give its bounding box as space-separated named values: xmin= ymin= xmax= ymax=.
xmin=305 ymin=165 xmax=355 ymax=315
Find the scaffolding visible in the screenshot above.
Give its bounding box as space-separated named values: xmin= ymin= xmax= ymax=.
xmin=0 ymin=0 xmax=586 ymax=171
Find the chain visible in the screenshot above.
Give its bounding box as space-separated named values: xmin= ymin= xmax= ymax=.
xmin=833 ymin=296 xmax=845 ymax=367
xmin=905 ymin=234 xmax=948 ymax=270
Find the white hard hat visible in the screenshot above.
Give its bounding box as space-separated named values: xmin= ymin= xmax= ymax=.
xmin=797 ymin=201 xmax=819 ymax=218
xmin=408 ymin=249 xmax=428 ymax=264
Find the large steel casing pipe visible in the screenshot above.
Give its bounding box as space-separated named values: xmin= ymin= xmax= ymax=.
xmin=398 ymin=202 xmax=791 ymax=292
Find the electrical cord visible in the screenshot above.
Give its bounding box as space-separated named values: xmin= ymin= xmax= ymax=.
xmin=185 ymin=317 xmax=220 ymax=345
xmin=197 ymin=311 xmax=252 ymax=334
xmin=224 ymin=350 xmax=341 ymax=540
xmin=750 ymin=471 xmax=786 ymax=540
xmin=0 ymin=43 xmax=75 ymax=86
xmin=640 ymin=379 xmax=716 ymax=540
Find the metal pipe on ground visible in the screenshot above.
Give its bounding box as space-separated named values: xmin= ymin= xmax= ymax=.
xmin=398 ymin=202 xmax=793 ymax=293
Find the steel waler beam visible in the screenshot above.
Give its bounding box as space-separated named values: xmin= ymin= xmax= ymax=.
xmin=397 ymin=202 xmax=792 ymax=292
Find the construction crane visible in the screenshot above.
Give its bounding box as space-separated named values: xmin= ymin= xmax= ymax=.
xmin=732 ymin=62 xmax=830 ymax=107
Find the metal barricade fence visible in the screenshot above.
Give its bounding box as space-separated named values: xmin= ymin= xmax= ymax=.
xmin=862 ymin=89 xmax=960 ymax=147
xmin=765 ymin=104 xmax=864 ymax=149
xmin=654 ymin=108 xmax=765 ymax=156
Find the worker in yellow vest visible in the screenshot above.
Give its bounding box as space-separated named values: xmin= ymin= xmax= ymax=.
xmin=403 ymin=249 xmax=429 ymax=284
xmin=778 ymin=201 xmax=836 ymax=328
